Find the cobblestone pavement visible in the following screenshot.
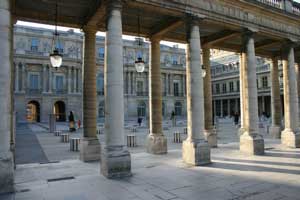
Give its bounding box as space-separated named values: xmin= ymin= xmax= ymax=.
xmin=4 ymin=119 xmax=298 ymax=200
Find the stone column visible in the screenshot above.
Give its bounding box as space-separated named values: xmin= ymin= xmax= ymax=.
xmin=170 ymin=74 xmax=174 ymax=95
xmin=281 ymin=42 xmax=300 ymax=148
xmin=240 ymin=30 xmax=264 ymax=155
xmin=296 ymin=63 xmax=300 ymax=129
xmin=101 ymin=1 xmax=131 ymax=178
xmin=15 ymin=63 xmax=19 ymax=92
xmin=21 ymin=63 xmax=26 ymax=92
xmin=128 ymin=72 xmax=132 ymax=94
xmin=0 ymin=0 xmax=14 ymax=193
xmin=239 ymin=54 xmax=245 ymax=135
xmin=68 ymin=67 xmax=72 ymax=94
xmin=73 ymin=68 xmax=77 ymax=93
xmin=48 ymin=65 xmax=52 ymax=93
xmin=132 ymin=72 xmax=136 ymax=95
xmin=80 ymin=26 xmax=101 ymax=162
xmin=227 ymin=99 xmax=231 ymax=116
xmin=182 ymin=20 xmax=210 ymax=166
xmin=203 ymin=47 xmax=217 ymax=147
xmin=183 ymin=75 xmax=186 ymax=96
xmin=269 ymin=58 xmax=282 ymax=138
xmin=42 ymin=64 xmax=47 ymax=93
xmin=146 ymin=37 xmax=167 ymax=154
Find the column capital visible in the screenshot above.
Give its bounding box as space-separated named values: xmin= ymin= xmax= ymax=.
xmin=82 ymin=26 xmax=97 ymax=35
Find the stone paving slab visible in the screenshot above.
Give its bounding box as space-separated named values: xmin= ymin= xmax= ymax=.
xmin=2 ymin=139 xmax=300 ymax=200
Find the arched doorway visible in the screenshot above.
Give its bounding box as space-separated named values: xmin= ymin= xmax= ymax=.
xmin=137 ymin=101 xmax=146 ymax=117
xmin=54 ymin=101 xmax=66 ymax=122
xmin=26 ymin=100 xmax=40 ymax=122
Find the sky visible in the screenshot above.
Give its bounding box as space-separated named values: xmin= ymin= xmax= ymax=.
xmin=16 ymin=0 xmax=300 ymax=49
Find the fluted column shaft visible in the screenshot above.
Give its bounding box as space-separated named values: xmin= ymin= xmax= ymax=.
xmin=83 ymin=28 xmax=97 ymax=138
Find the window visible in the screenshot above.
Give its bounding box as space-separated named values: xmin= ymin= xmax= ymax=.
xmin=55 ymin=75 xmax=64 ymax=91
xmin=31 ymin=38 xmax=39 ymax=52
xmin=164 ymin=55 xmax=171 ymax=65
xmin=229 ymin=82 xmax=234 ymax=92
xmin=222 ymin=83 xmax=227 ymax=93
xmin=29 ymin=74 xmax=39 ymax=89
xmin=137 ymin=81 xmax=144 ymax=96
xmin=136 ymin=50 xmax=143 ymax=59
xmin=216 ymin=84 xmax=220 ymax=94
xmin=236 ymin=80 xmax=240 ymax=92
xmin=175 ymin=102 xmax=182 ymax=116
xmin=56 ymin=42 xmax=64 ymax=54
xmin=98 ymin=47 xmax=105 ymax=59
xmin=172 ymin=55 xmax=178 ymax=65
xmin=137 ymin=102 xmax=146 ymax=117
xmin=262 ymin=76 xmax=268 ymax=88
xmin=97 ymin=74 xmax=104 ymax=94
xmin=162 ymin=102 xmax=165 ymax=116
xmin=98 ymin=101 xmax=105 ymax=117
xmin=174 ymin=82 xmax=179 ymax=96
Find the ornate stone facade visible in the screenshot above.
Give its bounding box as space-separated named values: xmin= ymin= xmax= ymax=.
xmin=13 ymin=25 xmax=187 ymax=123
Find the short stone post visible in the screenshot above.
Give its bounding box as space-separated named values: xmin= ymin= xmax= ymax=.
xmin=49 ymin=114 xmax=56 ymax=133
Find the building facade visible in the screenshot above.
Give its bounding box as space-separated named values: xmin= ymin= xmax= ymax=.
xmin=13 ymin=25 xmax=187 ymax=123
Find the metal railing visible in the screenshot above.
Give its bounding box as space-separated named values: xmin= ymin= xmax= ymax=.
xmin=256 ymin=0 xmax=300 ymax=15
xmin=53 ymin=89 xmax=67 ymax=95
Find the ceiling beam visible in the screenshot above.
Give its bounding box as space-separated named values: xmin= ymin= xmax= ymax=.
xmin=255 ymin=40 xmax=281 ymax=51
xmin=84 ymin=0 xmax=107 ymax=27
xmin=201 ymin=30 xmax=240 ymax=47
xmin=150 ymin=19 xmax=183 ymax=39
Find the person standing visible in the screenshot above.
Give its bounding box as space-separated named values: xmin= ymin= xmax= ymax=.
xmin=68 ymin=111 xmax=76 ymax=132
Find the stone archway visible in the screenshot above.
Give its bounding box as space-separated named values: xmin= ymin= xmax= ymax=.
xmin=54 ymin=101 xmax=66 ymax=122
xmin=26 ymin=100 xmax=40 ymax=122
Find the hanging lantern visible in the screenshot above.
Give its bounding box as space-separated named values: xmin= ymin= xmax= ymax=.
xmin=50 ymin=1 xmax=63 ymax=68
xmin=135 ymin=57 xmax=145 ymax=73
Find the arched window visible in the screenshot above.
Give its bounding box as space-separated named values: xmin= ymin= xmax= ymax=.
xmin=175 ymin=102 xmax=182 ymax=116
xmin=137 ymin=101 xmax=146 ymax=117
xmin=98 ymin=101 xmax=105 ymax=117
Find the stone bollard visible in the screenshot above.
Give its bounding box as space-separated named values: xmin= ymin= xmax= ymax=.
xmin=173 ymin=132 xmax=182 ymax=143
xmin=54 ymin=130 xmax=62 ymax=136
xmin=183 ymin=128 xmax=187 ymax=135
xmin=60 ymin=133 xmax=69 ymax=143
xmin=70 ymin=138 xmax=80 ymax=151
xmin=127 ymin=134 xmax=137 ymax=147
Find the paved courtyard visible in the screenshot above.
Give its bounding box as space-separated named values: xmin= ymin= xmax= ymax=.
xmin=2 ymin=119 xmax=300 ymax=200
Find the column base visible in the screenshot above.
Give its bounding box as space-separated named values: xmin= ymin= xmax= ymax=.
xmin=0 ymin=153 xmax=14 ymax=194
xmin=281 ymin=129 xmax=300 ymax=148
xmin=146 ymin=134 xmax=167 ymax=154
xmin=238 ymin=127 xmax=245 ymax=136
xmin=182 ymin=139 xmax=211 ymax=166
xmin=100 ymin=146 xmax=131 ymax=178
xmin=240 ymin=132 xmax=264 ymax=155
xmin=203 ymin=129 xmax=217 ymax=148
xmin=269 ymin=125 xmax=281 ymax=139
xmin=79 ymin=137 xmax=101 ymax=162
